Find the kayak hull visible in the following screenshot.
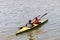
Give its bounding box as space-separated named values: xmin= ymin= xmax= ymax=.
xmin=16 ymin=19 xmax=48 ymax=36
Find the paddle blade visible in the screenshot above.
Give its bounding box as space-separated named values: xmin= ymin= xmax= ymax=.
xmin=39 ymin=13 xmax=47 ymax=20
xmin=41 ymin=13 xmax=47 ymax=17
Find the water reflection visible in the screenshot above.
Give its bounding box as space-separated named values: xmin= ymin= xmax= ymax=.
xmin=28 ymin=29 xmax=41 ymax=40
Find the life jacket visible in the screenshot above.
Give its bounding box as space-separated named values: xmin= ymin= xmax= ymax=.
xmin=33 ymin=19 xmax=39 ymax=24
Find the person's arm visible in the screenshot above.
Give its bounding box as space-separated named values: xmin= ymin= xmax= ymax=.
xmin=31 ymin=23 xmax=34 ymax=27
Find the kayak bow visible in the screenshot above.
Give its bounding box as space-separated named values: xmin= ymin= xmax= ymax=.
xmin=16 ymin=19 xmax=48 ymax=36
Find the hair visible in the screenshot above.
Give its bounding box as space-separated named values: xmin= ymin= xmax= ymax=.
xmin=35 ymin=17 xmax=38 ymax=19
xmin=29 ymin=20 xmax=32 ymax=22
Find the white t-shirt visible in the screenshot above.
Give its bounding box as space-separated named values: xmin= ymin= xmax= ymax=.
xmin=27 ymin=23 xmax=33 ymax=28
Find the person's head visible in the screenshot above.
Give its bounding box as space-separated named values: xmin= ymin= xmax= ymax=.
xmin=29 ymin=20 xmax=32 ymax=23
xmin=35 ymin=17 xmax=38 ymax=19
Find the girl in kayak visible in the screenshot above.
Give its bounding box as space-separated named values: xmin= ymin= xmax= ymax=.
xmin=33 ymin=17 xmax=39 ymax=24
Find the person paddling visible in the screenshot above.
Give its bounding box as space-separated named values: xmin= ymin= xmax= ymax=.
xmin=26 ymin=20 xmax=33 ymax=28
xmin=33 ymin=17 xmax=41 ymax=27
xmin=33 ymin=17 xmax=40 ymax=24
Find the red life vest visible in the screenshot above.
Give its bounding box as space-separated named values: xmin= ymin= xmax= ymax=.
xmin=33 ymin=19 xmax=39 ymax=24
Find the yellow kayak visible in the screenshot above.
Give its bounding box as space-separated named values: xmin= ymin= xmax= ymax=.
xmin=16 ymin=19 xmax=48 ymax=36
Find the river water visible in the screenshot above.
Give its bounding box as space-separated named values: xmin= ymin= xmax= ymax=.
xmin=0 ymin=0 xmax=60 ymax=40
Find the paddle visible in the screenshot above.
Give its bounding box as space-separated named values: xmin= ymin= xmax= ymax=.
xmin=39 ymin=13 xmax=47 ymax=20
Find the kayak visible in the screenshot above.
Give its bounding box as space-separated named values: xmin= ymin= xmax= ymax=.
xmin=16 ymin=19 xmax=48 ymax=36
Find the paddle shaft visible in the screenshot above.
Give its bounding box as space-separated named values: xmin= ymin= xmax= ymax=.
xmin=39 ymin=13 xmax=47 ymax=20
xmin=32 ymin=15 xmax=40 ymax=21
